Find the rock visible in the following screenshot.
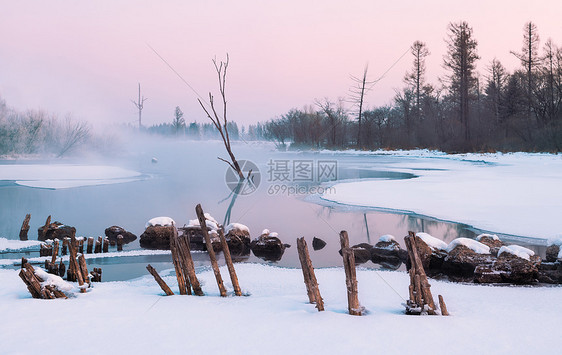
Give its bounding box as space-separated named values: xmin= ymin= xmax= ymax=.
xmin=225 ymin=225 xmax=251 ymax=257
xmin=37 ymin=222 xmax=76 ymax=241
xmin=474 ymin=265 xmax=503 ymax=283
xmin=338 ymin=243 xmax=372 ymax=265
xmin=371 ymin=239 xmax=403 ymax=269
xmin=179 ymin=226 xmax=222 ymax=252
xmin=538 ymin=262 xmax=562 ymax=284
xmin=312 ymin=237 xmax=327 ymax=251
xmin=442 ymin=244 xmax=494 ymax=278
xmin=545 ymin=244 xmax=560 ymax=262
xmin=490 ymin=253 xmax=540 ymax=284
xmin=407 ymin=236 xmax=447 ymax=274
xmin=104 ymin=226 xmax=137 ymax=244
xmin=476 ymin=234 xmax=504 ymax=249
xmin=139 ymin=225 xmax=174 ymax=250
xmin=250 ymin=232 xmax=286 ymax=262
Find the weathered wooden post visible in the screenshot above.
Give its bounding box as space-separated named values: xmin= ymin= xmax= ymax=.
xmin=40 ymin=215 xmax=51 ymax=240
xmin=58 ymin=259 xmax=66 ymax=277
xmin=117 ymin=235 xmax=124 ymax=251
xmin=438 ymin=295 xmax=449 ymax=316
xmin=217 ymin=228 xmax=242 ymax=296
xmin=339 ymin=231 xmax=362 ymax=316
xmin=87 ymin=237 xmax=94 ymax=254
xmin=62 ymin=237 xmax=69 ymax=256
xmin=51 ymin=239 xmax=59 ymax=264
xmin=146 ymin=264 xmax=174 ymax=296
xmin=78 ymin=238 xmax=84 ymax=254
xmin=94 ymin=237 xmax=102 ymax=253
xmin=102 ymin=237 xmax=109 ymax=253
xmin=78 ymin=255 xmax=90 ymax=286
xmin=68 ymin=236 xmax=86 ymax=293
xmin=169 ymin=225 xmax=189 ymax=295
xmin=196 ymin=204 xmax=227 ymax=297
xmin=176 ymin=232 xmax=204 ymax=296
xmin=296 ymin=237 xmax=324 ymax=311
xmin=19 ymin=214 xmax=31 ymax=240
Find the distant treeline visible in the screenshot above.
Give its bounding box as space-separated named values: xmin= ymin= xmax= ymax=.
xmin=261 ymin=21 xmax=562 ymax=152
xmin=0 ymin=96 xmax=93 ymax=157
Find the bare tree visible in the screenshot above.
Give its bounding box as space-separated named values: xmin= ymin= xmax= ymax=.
xmin=349 ymin=65 xmax=375 ymax=149
xmin=172 ymin=106 xmax=185 ymax=135
xmin=131 ymin=83 xmax=147 ymax=129
xmin=314 ymin=97 xmax=347 ymax=147
xmin=198 ymin=54 xmax=244 ymax=180
xmin=57 ymin=116 xmax=91 ymax=157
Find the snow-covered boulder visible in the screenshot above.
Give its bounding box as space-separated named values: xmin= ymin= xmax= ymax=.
xmin=37 ymin=221 xmax=76 ymax=241
xmin=104 ymin=226 xmax=137 ymax=244
xmin=475 ymin=233 xmax=504 ymax=252
xmin=180 ymin=214 xmax=222 ymax=252
xmin=409 ymin=232 xmax=447 ymax=272
xmin=545 ymin=236 xmax=562 ymax=262
xmin=224 ymin=223 xmax=251 ymax=257
xmin=371 ymin=235 xmax=406 ymax=270
xmin=442 ymin=238 xmax=494 ymax=278
xmin=250 ymin=230 xmax=287 ymax=262
xmin=140 ymin=217 xmax=176 ymax=250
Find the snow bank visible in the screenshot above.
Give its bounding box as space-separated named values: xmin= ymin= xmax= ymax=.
xmin=379 ymin=234 xmax=396 ymax=243
xmin=146 ymin=217 xmax=175 ymax=228
xmin=321 ymin=152 xmax=562 ymax=239
xmin=0 ymin=164 xmax=143 ymax=189
xmin=476 ymin=233 xmax=499 ymax=241
xmin=498 ymin=245 xmax=535 ymax=261
xmin=446 ymin=238 xmax=491 ymax=254
xmin=1 ymin=264 xmax=562 ymax=354
xmin=416 ymin=232 xmax=447 ymax=250
xmin=225 ymin=223 xmax=250 ymax=234
xmin=0 ymin=237 xmax=41 ymax=252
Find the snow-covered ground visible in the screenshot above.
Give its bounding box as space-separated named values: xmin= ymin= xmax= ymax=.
xmin=321 ymin=152 xmax=562 ymax=240
xmin=0 ymin=263 xmax=560 ymax=354
xmin=0 ymin=164 xmax=142 ymax=189
xmin=0 ymin=237 xmax=41 ymax=252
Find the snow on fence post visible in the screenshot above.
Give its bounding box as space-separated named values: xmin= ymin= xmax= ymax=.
xmin=146 ymin=264 xmax=174 ymax=296
xmin=19 ymin=214 xmax=31 ymax=240
xmin=102 ymin=237 xmax=109 ymax=253
xmin=296 ymin=237 xmax=324 ymax=311
xmin=340 ymin=231 xmax=362 ymax=316
xmin=87 ymin=237 xmax=94 ymax=254
xmin=196 ymin=204 xmax=227 ymax=297
xmin=217 ymin=228 xmax=242 ymax=296
xmin=169 ymin=224 xmax=189 ymax=295
xmin=94 ymin=237 xmax=102 ymax=253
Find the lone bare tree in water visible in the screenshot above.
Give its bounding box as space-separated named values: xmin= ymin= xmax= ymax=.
xmin=198 ymin=54 xmax=245 ymax=180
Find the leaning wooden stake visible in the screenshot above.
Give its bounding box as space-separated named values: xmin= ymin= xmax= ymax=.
xmin=218 ymin=228 xmax=242 ymax=296
xmin=146 ymin=264 xmax=174 ymax=296
xmin=78 ymin=255 xmax=90 ymax=286
xmin=19 ymin=214 xmax=31 ymax=240
xmin=340 ymin=231 xmax=362 ymax=316
xmin=296 ymin=237 xmax=324 ymax=311
xmin=40 ymin=215 xmax=51 ymax=240
xmin=169 ymin=225 xmax=189 ymax=295
xmin=176 ymin=232 xmax=204 ymax=296
xmin=196 ymin=204 xmax=227 ymax=297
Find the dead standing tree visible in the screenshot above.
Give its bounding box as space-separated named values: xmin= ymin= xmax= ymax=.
xmin=198 ymin=55 xmax=244 ymax=180
xmin=132 ymin=83 xmax=147 ymax=129
xmin=349 ymin=65 xmax=376 ymax=149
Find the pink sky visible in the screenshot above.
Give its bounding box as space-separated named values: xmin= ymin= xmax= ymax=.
xmin=0 ymin=1 xmax=561 ymax=127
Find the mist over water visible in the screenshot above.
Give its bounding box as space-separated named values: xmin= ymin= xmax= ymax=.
xmin=0 ymin=134 xmax=545 ymax=280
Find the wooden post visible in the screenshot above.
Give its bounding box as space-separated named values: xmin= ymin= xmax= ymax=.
xmin=169 ymin=226 xmax=189 ymax=295
xmin=117 ymin=235 xmax=124 ymax=251
xmin=87 ymin=237 xmax=94 ymax=254
xmin=59 ymin=259 xmax=65 ymax=277
xmin=102 ymin=238 xmax=109 ymax=253
xmin=51 ymin=239 xmax=59 ymax=264
xmin=296 ymin=237 xmax=324 ymax=311
xmin=68 ymin=236 xmax=86 ymax=293
xmin=340 ymin=231 xmax=361 ymax=316
xmin=176 ymin=233 xmax=204 ymax=296
xmin=217 ymin=228 xmax=242 ymax=296
xmin=40 ymin=215 xmax=51 ymax=240
xmin=146 ymin=264 xmax=174 ymax=296
xmin=438 ymin=295 xmax=449 ymax=316
xmin=94 ymin=237 xmax=102 ymax=253
xmin=78 ymin=238 xmax=84 ymax=254
xmin=196 ymin=204 xmax=227 ymax=297
xmin=78 ymin=255 xmax=90 ymax=286
xmin=19 ymin=214 xmax=31 ymax=240
xmin=21 ymin=257 xmax=28 ymax=268
xmin=62 ymin=237 xmax=69 ymax=256
xmin=404 ymin=232 xmax=438 ymax=315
